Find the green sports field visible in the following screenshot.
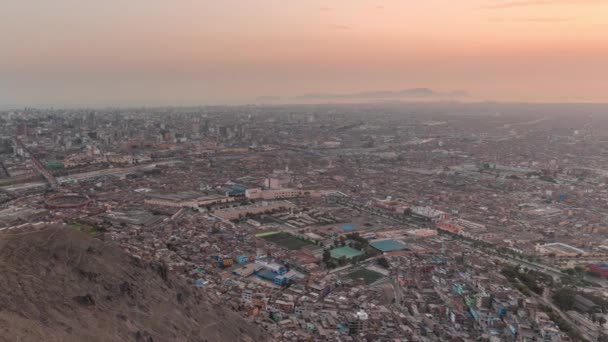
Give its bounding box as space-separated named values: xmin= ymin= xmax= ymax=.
xmin=261 ymin=232 xmax=315 ymax=250
xmin=346 ymin=268 xmax=384 ymax=285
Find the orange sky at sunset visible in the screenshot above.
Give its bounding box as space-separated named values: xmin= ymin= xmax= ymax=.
xmin=1 ymin=0 xmax=607 ymax=106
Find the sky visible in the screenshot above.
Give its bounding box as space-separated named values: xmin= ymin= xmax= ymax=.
xmin=1 ymin=0 xmax=607 ymax=107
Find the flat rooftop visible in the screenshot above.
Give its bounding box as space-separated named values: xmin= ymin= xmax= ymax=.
xmin=590 ymin=264 xmax=608 ymax=269
xmin=103 ymin=210 xmax=164 ymax=226
xmin=527 ymin=207 xmax=562 ymax=216
xmin=330 ymin=246 xmax=364 ymax=259
xmin=370 ymin=239 xmax=409 ymax=253
xmin=539 ymin=242 xmax=585 ymax=254
xmin=214 ymin=201 xmax=294 ymax=213
xmin=147 ymin=191 xmax=226 ymax=202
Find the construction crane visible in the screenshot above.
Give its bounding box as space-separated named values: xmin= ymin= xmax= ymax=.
xmin=13 ymin=137 xmax=60 ymax=191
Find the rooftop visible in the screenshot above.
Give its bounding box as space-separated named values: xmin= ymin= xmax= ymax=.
xmin=538 ymin=242 xmax=585 ymax=255
xmin=330 ymin=246 xmax=364 ymax=259
xmin=370 ymin=239 xmax=409 ymax=253
xmin=147 ymin=191 xmax=226 ymax=202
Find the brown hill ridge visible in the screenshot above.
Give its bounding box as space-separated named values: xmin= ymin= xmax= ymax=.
xmin=0 ymin=225 xmax=266 ymax=342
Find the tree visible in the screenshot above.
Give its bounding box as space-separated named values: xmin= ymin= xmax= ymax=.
xmin=166 ymin=242 xmax=177 ymax=252
xmin=600 ymin=317 xmax=607 ymax=327
xmin=322 ymin=250 xmax=331 ymax=264
xmin=377 ymin=257 xmax=390 ymax=269
xmin=552 ymin=288 xmax=576 ymax=311
xmin=562 ymin=268 xmax=576 ymax=276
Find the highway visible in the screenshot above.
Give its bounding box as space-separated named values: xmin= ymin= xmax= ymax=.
xmin=0 ymin=161 xmax=178 ymax=192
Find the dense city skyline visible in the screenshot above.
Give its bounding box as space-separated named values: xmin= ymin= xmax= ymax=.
xmin=4 ymin=103 xmax=608 ymax=341
xmin=2 ymin=0 xmax=608 ymax=107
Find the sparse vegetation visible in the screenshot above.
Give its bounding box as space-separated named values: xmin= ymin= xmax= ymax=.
xmin=377 ymin=257 xmax=390 ymax=269
xmin=552 ymin=287 xmax=576 ymax=311
xmin=501 ymin=265 xmax=544 ymax=295
xmin=70 ymin=224 xmax=105 ymax=238
xmin=541 ymin=306 xmax=584 ymax=341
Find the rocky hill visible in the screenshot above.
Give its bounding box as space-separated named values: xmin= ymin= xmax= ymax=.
xmin=0 ymin=225 xmax=266 ymax=342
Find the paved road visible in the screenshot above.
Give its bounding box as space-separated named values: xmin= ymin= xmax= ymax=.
xmin=0 ymin=161 xmax=178 ymax=192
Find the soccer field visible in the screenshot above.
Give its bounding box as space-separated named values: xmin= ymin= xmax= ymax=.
xmin=261 ymin=232 xmax=315 ymax=250
xmin=347 ymin=268 xmax=384 ymax=285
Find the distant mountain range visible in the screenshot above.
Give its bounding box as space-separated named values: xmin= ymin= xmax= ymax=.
xmin=256 ymin=88 xmax=468 ymax=102
xmin=298 ymin=88 xmax=468 ymax=100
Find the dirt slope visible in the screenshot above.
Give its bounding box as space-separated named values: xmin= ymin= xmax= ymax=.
xmin=0 ymin=226 xmax=266 ymax=342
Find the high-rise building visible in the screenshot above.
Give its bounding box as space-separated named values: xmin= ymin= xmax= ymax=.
xmin=349 ymin=310 xmax=368 ymax=336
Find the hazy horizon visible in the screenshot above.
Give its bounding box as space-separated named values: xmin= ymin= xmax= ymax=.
xmin=2 ymin=0 xmax=607 ymax=107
